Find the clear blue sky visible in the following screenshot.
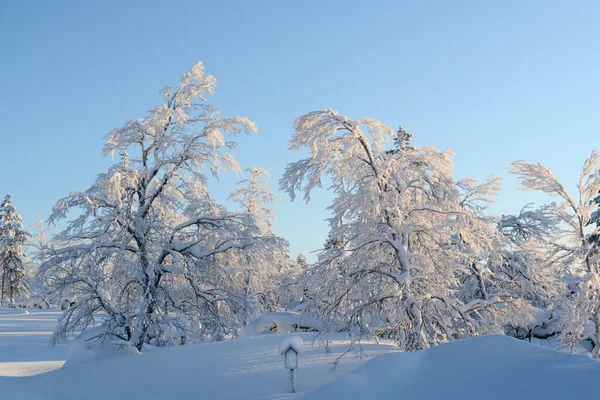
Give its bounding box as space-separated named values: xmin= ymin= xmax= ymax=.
xmin=1 ymin=1 xmax=599 ymax=261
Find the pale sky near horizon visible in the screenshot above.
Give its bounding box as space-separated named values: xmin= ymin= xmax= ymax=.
xmin=1 ymin=1 xmax=599 ymax=261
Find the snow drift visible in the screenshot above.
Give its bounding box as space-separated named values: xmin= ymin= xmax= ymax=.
xmin=0 ymin=330 xmax=397 ymax=400
xmin=4 ymin=309 xmax=600 ymax=400
xmin=239 ymin=311 xmax=345 ymax=338
xmin=239 ymin=311 xmax=302 ymax=337
xmin=64 ymin=326 xmax=139 ymax=368
xmin=304 ymin=335 xmax=600 ymax=399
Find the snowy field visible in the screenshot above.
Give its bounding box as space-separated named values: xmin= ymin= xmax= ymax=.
xmin=2 ymin=308 xmax=600 ymax=399
xmin=0 ymin=309 xmax=67 ymax=377
xmin=308 ymin=335 xmax=600 ymax=399
xmin=0 ymin=308 xmax=398 ymax=399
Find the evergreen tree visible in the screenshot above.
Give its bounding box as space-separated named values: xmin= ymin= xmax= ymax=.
xmin=296 ymin=254 xmax=308 ymax=269
xmin=588 ymin=189 xmax=600 ymax=256
xmin=0 ymin=194 xmax=30 ymax=302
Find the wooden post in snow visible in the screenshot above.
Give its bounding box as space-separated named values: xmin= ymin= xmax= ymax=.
xmin=280 ymin=335 xmax=302 ymax=394
xmin=290 ymin=368 xmax=296 ymax=393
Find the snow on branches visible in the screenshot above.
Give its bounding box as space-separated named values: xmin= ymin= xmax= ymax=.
xmin=39 ymin=63 xmax=279 ymax=350
xmin=281 ymin=110 xmax=533 ymax=351
xmin=0 ymin=194 xmax=30 ymax=302
xmin=509 ymin=152 xmax=600 ymax=356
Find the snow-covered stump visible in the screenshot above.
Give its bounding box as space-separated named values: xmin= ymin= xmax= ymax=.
xmin=279 ymin=335 xmax=302 ymax=393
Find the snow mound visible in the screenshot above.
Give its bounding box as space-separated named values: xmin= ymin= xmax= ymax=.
xmin=64 ymin=327 xmax=139 ymax=368
xmin=240 ymin=311 xmax=301 ymax=337
xmin=239 ymin=311 xmax=343 ymax=338
xmin=279 ymin=335 xmax=303 ymax=354
xmin=304 ymin=335 xmax=600 ymax=399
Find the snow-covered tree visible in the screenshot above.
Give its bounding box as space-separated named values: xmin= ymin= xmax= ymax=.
xmin=450 ymin=177 xmax=538 ymax=337
xmin=588 ymin=188 xmax=600 ymax=256
xmin=509 ymin=152 xmax=600 ymax=356
xmin=281 ymin=110 xmax=530 ymax=351
xmin=227 ymin=166 xmax=288 ymax=327
xmin=0 ymin=194 xmax=30 ymax=302
xmin=39 ymin=62 xmax=278 ymax=350
xmin=493 ymin=205 xmax=563 ymax=340
xmin=228 ymin=166 xmax=281 ymax=232
xmin=296 ymin=254 xmax=308 ymax=270
xmin=26 ymin=216 xmax=57 ymax=303
xmin=277 ymin=253 xmax=312 ymax=311
xmin=497 ymin=205 xmax=561 ymax=310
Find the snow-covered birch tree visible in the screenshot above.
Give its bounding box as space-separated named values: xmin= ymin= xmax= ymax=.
xmin=449 ymin=177 xmax=536 ymax=336
xmin=497 ymin=205 xmax=562 ymax=310
xmin=281 ymin=110 xmax=530 ymax=351
xmin=228 ymin=166 xmax=281 ymax=232
xmin=0 ymin=194 xmax=30 ymax=303
xmin=509 ymin=151 xmax=600 ymax=356
xmin=227 ymin=166 xmax=289 ymax=327
xmin=39 ymin=62 xmax=277 ymax=350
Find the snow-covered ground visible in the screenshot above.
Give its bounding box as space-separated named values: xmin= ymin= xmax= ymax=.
xmin=306 ymin=335 xmax=600 ymax=399
xmin=0 ymin=309 xmax=397 ymax=399
xmin=0 ymin=309 xmax=66 ymax=377
xmin=2 ymin=309 xmax=600 ymax=399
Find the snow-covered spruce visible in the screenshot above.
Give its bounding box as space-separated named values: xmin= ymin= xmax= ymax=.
xmin=38 ymin=62 xmax=284 ymax=350
xmin=588 ymin=184 xmax=600 ymax=258
xmin=0 ymin=194 xmax=30 ymax=303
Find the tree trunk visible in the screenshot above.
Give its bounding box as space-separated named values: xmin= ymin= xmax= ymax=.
xmin=593 ymin=311 xmax=600 ymax=359
xmin=406 ymin=301 xmax=426 ymax=351
xmin=1 ymin=269 xmax=6 ymax=299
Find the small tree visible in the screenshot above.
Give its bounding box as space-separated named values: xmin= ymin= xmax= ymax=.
xmin=228 ymin=166 xmax=281 ymax=232
xmin=28 ymin=216 xmax=56 ymax=300
xmin=296 ymin=254 xmax=308 ymax=270
xmin=509 ymin=151 xmax=600 ymax=356
xmin=227 ymin=166 xmax=288 ymax=325
xmin=0 ymin=194 xmax=30 ymax=302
